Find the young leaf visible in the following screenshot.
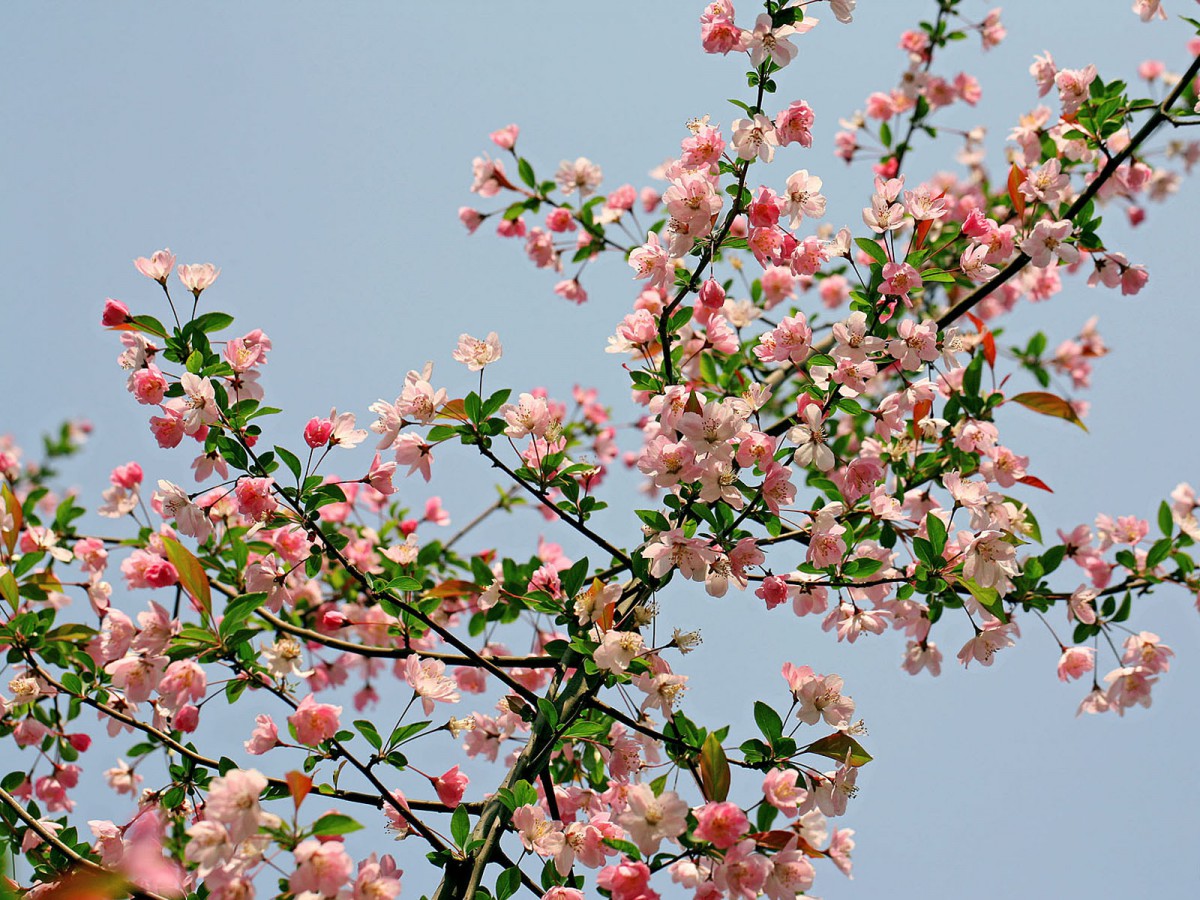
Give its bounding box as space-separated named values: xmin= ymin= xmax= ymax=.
xmin=1008 ymin=392 xmax=1087 ymax=431
xmin=160 ymin=536 xmax=212 ymax=621
xmin=700 ymin=732 xmax=731 ymax=802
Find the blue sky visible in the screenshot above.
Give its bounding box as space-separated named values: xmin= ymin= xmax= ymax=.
xmin=3 ymin=2 xmax=1199 ymax=898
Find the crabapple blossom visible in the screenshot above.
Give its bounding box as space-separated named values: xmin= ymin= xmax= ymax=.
xmin=452 ymin=331 xmax=503 ymax=370
xmin=731 ymin=114 xmax=779 ymax=163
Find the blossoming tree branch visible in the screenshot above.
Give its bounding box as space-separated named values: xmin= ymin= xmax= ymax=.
xmin=3 ymin=1 xmax=1200 ymax=898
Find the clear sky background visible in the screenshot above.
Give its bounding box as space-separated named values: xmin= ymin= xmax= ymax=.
xmin=3 ymin=2 xmax=1199 ymax=898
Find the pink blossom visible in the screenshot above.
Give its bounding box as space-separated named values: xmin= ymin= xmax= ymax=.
xmin=206 ymin=767 xmax=267 ymax=843
xmin=597 ymin=859 xmax=655 ymax=900
xmin=1056 ymin=65 xmax=1098 ymax=116
xmin=156 ymin=659 xmax=206 ymax=710
xmin=957 ymin=623 xmax=1016 ymax=668
xmin=134 ymin=248 xmax=176 ymax=283
xmin=105 ymin=653 xmax=168 ymax=702
xmin=700 ymin=9 xmax=746 ymax=55
xmin=555 ymin=157 xmax=602 ymax=197
xmin=1104 ymin=665 xmax=1157 ymax=714
xmin=775 ymin=100 xmax=815 ymax=147
xmin=404 ymin=655 xmax=460 ymax=714
xmin=746 ymin=12 xmax=814 ymax=67
xmin=693 ymin=801 xmax=749 ymax=849
xmin=593 ymin=630 xmax=645 ymax=674
xmin=618 ymin=783 xmax=689 ymax=855
xmin=244 ymin=713 xmax=280 ymax=754
xmin=177 ymin=262 xmax=220 ymax=296
xmin=715 ymin=839 xmax=771 ymax=898
xmin=290 ymin=838 xmax=354 ymax=897
xmin=762 ymin=767 xmax=810 ymax=817
xmin=880 ymin=261 xmax=921 ymax=300
xmin=755 ymin=314 xmax=812 ymax=365
xmin=1122 ymin=631 xmax=1174 ymax=673
xmin=629 ymin=231 xmax=674 ymax=290
xmin=288 ymin=693 xmax=343 ymax=746
xmin=1057 ymin=646 xmax=1095 ymax=681
xmin=235 ymin=477 xmax=277 ymax=522
xmin=432 ymin=766 xmax=469 ymax=808
xmin=452 ymin=331 xmax=503 ymax=371
xmin=490 ymin=123 xmax=519 ymax=149
xmin=731 ymin=114 xmax=779 ymax=163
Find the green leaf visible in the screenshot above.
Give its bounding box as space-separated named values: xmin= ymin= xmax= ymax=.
xmin=380 ymin=575 xmax=423 ymax=593
xmin=312 ymin=813 xmax=364 ymax=836
xmin=388 ymin=720 xmax=431 ymax=746
xmin=960 ymin=578 xmax=1008 ymax=623
xmin=496 ymin=867 xmax=522 ymax=900
xmin=805 ymin=731 xmax=873 ymax=767
xmin=219 ymin=592 xmax=266 ymax=640
xmin=275 ymin=445 xmax=303 ymax=482
xmin=1146 ymin=537 xmax=1173 ymax=571
xmin=753 ymin=701 xmax=784 ymax=744
xmin=191 ymin=312 xmax=235 ymax=333
xmin=854 ymin=237 xmax=889 ymax=266
xmin=353 ymin=720 xmax=382 ymax=750
xmin=912 ymin=536 xmax=938 ymax=568
xmin=1159 ymin=501 xmax=1174 ymax=537
xmin=517 ymin=157 xmax=537 ymax=190
xmin=962 ymin=353 xmax=984 ymax=397
xmin=451 ymin=805 xmax=471 ymax=848
xmin=601 ymin=837 xmax=642 ymax=861
xmin=129 ymin=314 xmax=167 ymax=337
xmin=511 ymin=779 xmax=538 ymax=808
xmin=926 ymin=513 xmax=947 ymax=557
xmin=841 ymin=557 xmax=884 ymax=579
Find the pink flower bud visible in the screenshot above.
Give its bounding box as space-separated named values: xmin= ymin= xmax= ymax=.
xmin=489 ymin=124 xmax=519 ymax=150
xmin=321 ymin=610 xmax=349 ymax=630
xmin=175 ymin=704 xmax=200 ymax=732
xmin=67 ymin=733 xmax=92 ymax=752
xmin=432 ymin=766 xmax=469 ymax=808
xmin=304 ymin=417 xmax=334 ymax=448
xmin=698 ymin=278 xmax=726 ymax=310
xmin=101 ymin=298 xmax=131 ymax=327
xmin=110 ymin=461 xmax=144 ymax=488
xmin=458 ymin=207 xmax=484 ymax=234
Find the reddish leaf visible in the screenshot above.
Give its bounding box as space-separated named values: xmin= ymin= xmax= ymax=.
xmin=699 ymin=732 xmax=731 ymax=802
xmin=425 ymin=579 xmax=477 ymax=599
xmin=436 ymin=398 xmax=469 ymax=422
xmin=160 ymin=535 xmax=212 ymax=621
xmin=911 ymin=399 xmax=932 ymax=437
xmin=287 ymin=771 xmax=313 ymax=810
xmin=1008 ymin=391 xmax=1088 ymax=431
xmin=1 ymin=483 xmax=22 ymax=555
xmin=913 ymin=215 xmax=935 ymax=253
xmin=749 ymin=830 xmax=798 ymax=851
xmin=982 ymin=331 xmax=997 ymax=368
xmin=1018 ymin=475 xmax=1055 ymax=493
xmin=38 ymin=865 xmax=129 ymax=900
xmin=0 ymin=568 xmax=17 ymax=611
xmin=1007 ymin=164 xmax=1027 ymax=218
xmin=965 ymin=312 xmax=985 ymax=332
